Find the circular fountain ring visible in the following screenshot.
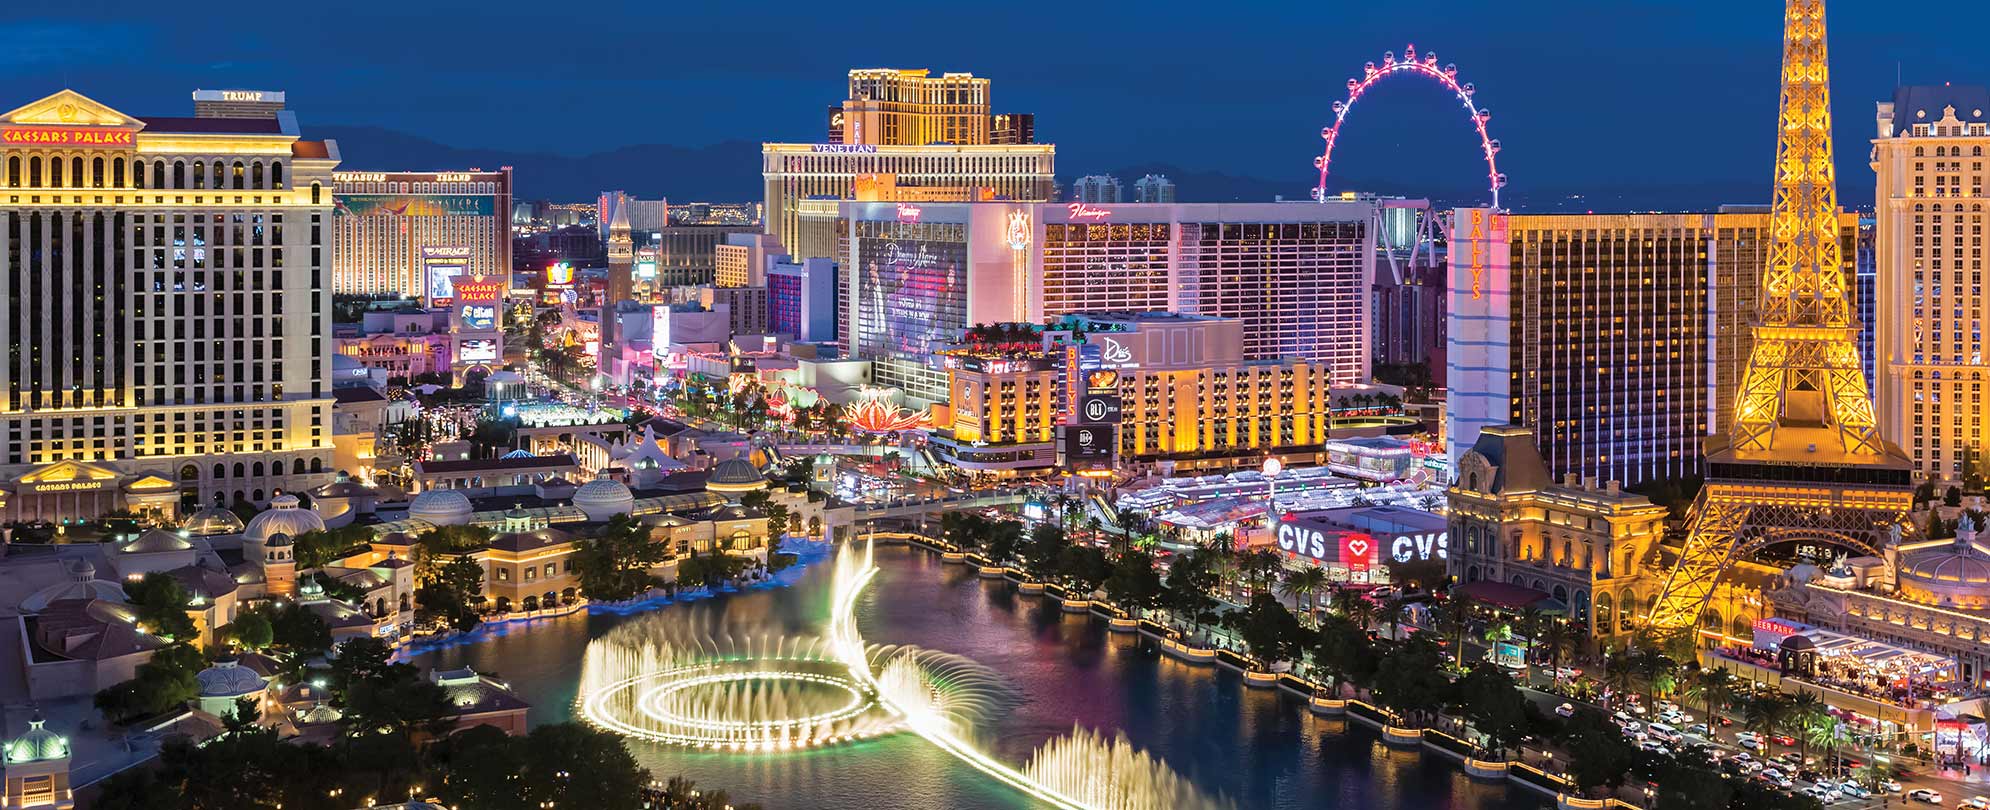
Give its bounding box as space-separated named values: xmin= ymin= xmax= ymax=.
xmin=581 ymin=658 xmax=893 ymax=751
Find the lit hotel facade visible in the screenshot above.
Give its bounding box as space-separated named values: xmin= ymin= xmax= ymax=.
xmin=330 ymin=168 xmax=513 ymax=302
xmin=0 ymin=90 xmax=339 ymax=521
xmin=1445 ymin=208 xmax=1858 ymax=488
xmin=840 ymin=200 xmax=1375 ymax=405
xmin=1873 ymin=85 xmax=1990 ymax=481
xmin=763 ymin=143 xmax=1056 ymax=258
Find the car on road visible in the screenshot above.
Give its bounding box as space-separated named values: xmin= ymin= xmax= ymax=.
xmin=1659 ymin=711 xmax=1688 ymax=726
xmin=1804 ymin=785 xmax=1833 ymax=800
xmin=1738 ymin=736 xmax=1763 ymax=750
xmin=1555 ymin=667 xmax=1582 ymax=680
xmin=1640 ymin=740 xmax=1669 ymax=754
xmin=1613 ymin=710 xmax=1637 ymax=724
xmin=1686 ymin=722 xmax=1711 ymax=737
xmin=1881 ymin=780 xmax=1903 ymax=793
xmin=1731 ymin=752 xmax=1754 ymax=764
xmin=1960 ymin=796 xmax=1990 ymax=810
xmin=1837 ymin=784 xmax=1871 ymax=799
xmin=1556 ymin=703 xmax=1576 ymax=718
xmin=1909 ymin=788 xmax=1943 ymax=804
xmin=1771 ymin=733 xmax=1798 ymax=747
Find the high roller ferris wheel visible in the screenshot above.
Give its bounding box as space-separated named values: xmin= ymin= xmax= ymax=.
xmin=1312 ymin=43 xmax=1506 ymax=209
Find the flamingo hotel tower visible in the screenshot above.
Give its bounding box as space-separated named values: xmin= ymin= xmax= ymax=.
xmin=0 ymin=89 xmax=338 ymax=522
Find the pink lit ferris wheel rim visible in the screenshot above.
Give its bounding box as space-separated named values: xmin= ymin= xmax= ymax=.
xmin=1313 ymin=44 xmax=1505 ymax=209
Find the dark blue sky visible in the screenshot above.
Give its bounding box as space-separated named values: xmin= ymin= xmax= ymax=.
xmin=4 ymin=1 xmax=1987 ymax=206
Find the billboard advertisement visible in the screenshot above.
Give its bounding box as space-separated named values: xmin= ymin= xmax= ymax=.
xmin=1078 ymin=393 xmax=1122 ymax=424
xmin=457 ymin=338 xmax=498 ymax=363
xmin=460 ymin=303 xmax=498 ymax=331
xmin=335 ymin=195 xmax=495 ymax=217
xmin=453 ymin=278 xmax=504 ymax=331
xmin=424 ymin=247 xmax=473 ymax=307
xmin=1062 ymin=425 xmax=1115 ymax=474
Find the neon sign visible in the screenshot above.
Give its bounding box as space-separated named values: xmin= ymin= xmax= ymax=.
xmin=222 ymin=91 xmax=264 ymax=102
xmin=1098 ymin=337 xmax=1133 ymax=365
xmin=1389 ymin=532 xmax=1449 ymax=563
xmin=2 ymin=128 xmax=132 ymax=146
xmin=896 ymin=203 xmax=922 ymax=223
xmin=1066 ymin=203 xmax=1111 ymax=220
xmin=1006 ymin=210 xmax=1031 ymax=249
xmin=1469 ymin=209 xmax=1486 ymax=301
xmin=334 ymin=172 xmax=387 ymax=182
xmin=810 ymin=144 xmax=878 ymax=154
xmin=435 ymin=172 xmax=470 ymax=182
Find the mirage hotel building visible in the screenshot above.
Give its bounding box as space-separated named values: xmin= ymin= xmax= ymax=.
xmin=0 ymin=89 xmax=338 ymax=522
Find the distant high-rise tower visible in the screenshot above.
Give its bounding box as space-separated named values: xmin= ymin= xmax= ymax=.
xmin=1874 ymin=85 xmax=1990 ymax=481
xmin=603 ymin=204 xmax=633 ymax=354
xmin=1134 ymin=174 xmax=1176 ymax=203
xmin=1072 ymin=175 xmax=1122 ymax=203
xmin=1643 ymin=0 xmax=1913 ymax=633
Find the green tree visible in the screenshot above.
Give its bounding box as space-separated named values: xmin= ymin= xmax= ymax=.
xmin=1452 ymin=664 xmax=1530 ymax=758
xmin=1787 ymin=688 xmax=1827 ymax=765
xmin=94 ymin=641 xmax=206 ymax=723
xmin=1224 ymin=593 xmax=1308 ymax=669
xmin=262 ymin=603 xmax=333 ymax=660
xmin=1559 ymin=708 xmax=1637 ymax=797
xmin=1371 ymin=634 xmax=1450 ymax=728
xmin=1163 ymin=548 xmax=1221 ymax=639
xmin=125 ymin=572 xmax=198 ymax=641
xmin=429 ymin=724 xmax=530 ymax=810
xmin=573 ymin=513 xmax=667 ymax=600
xmin=517 ymin=722 xmax=653 ymax=810
xmin=419 ymin=554 xmax=488 ymax=632
xmin=1278 ymin=566 xmax=1330 ymax=622
xmin=229 ymin=611 xmax=274 ymax=651
xmin=291 ymin=524 xmax=380 ymax=570
xmin=1682 ymin=664 xmax=1738 ymax=729
xmin=1102 ymin=549 xmax=1165 ymax=620
xmin=1744 ymin=692 xmax=1793 ymax=760
xmin=1021 ymin=524 xmax=1069 ymax=582
xmin=1310 ymin=613 xmax=1378 ymax=692
xmin=1055 ymin=544 xmax=1110 ymax=595
xmin=985 ymin=520 xmax=1024 ymax=565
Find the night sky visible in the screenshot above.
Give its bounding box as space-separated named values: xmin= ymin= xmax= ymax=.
xmin=4 ymin=1 xmax=1988 ymax=207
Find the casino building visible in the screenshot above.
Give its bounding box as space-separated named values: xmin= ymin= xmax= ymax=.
xmin=1444 ymin=208 xmax=1859 ymax=487
xmin=330 ymin=169 xmax=513 ymax=301
xmin=0 ymin=89 xmax=339 ymax=521
xmin=839 ymin=201 xmax=1374 ymax=406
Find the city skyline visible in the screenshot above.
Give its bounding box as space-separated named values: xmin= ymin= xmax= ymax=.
xmin=6 ymin=3 xmax=1990 ymax=206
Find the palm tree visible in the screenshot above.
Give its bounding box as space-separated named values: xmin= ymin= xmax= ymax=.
xmin=1278 ymin=567 xmax=1330 ymax=623
xmin=1744 ymin=692 xmax=1792 ymax=761
xmin=1806 ymin=715 xmax=1850 ymax=778
xmin=1536 ymin=617 xmax=1574 ymax=676
xmin=1602 ymin=650 xmax=1641 ymax=709
xmin=1432 ymin=595 xmax=1475 ymax=659
xmin=1375 ymin=598 xmax=1410 ymax=641
xmin=1515 ymin=606 xmax=1544 ymax=668
xmin=1683 ymin=665 xmax=1737 ymax=729
xmin=1788 ymin=689 xmax=1827 ymax=766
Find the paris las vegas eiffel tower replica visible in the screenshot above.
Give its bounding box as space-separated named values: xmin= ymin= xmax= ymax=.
xmin=1641 ymin=0 xmax=1916 ymax=633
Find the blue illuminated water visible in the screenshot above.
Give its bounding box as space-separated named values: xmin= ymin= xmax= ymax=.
xmin=406 ymin=544 xmax=1550 ymax=810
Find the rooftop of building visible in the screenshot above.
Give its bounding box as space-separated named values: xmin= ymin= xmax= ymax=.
xmin=414 ymin=453 xmax=579 ymax=475
xmin=1886 ymin=84 xmax=1990 ymax=136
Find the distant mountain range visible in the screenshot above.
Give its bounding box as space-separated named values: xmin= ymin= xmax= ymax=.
xmin=318 ymin=125 xmax=1776 ymax=212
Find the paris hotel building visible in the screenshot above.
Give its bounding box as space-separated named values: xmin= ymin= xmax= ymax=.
xmin=1873 ymin=85 xmax=1990 ymax=482
xmin=0 ymin=89 xmax=338 ymax=521
xmin=1446 ymin=208 xmax=1858 ymax=489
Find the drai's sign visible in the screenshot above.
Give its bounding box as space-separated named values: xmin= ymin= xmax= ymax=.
xmin=1390 ymin=532 xmax=1449 ymax=563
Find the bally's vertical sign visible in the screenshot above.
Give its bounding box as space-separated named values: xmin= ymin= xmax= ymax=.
xmin=1445 ymin=207 xmax=1512 ymax=476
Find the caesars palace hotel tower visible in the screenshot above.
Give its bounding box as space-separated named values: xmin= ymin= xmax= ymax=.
xmin=0 ymin=89 xmax=338 ymax=522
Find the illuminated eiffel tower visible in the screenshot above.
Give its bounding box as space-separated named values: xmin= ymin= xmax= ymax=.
xmin=1641 ymin=0 xmax=1915 ymax=633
